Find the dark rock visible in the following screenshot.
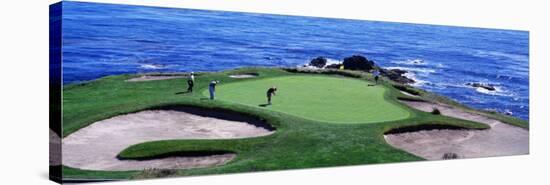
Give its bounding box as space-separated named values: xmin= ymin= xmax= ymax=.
xmin=466 ymin=82 xmax=496 ymax=91
xmin=389 ymin=68 xmax=407 ymax=75
xmin=431 ymin=108 xmax=441 ymax=115
xmin=325 ymin=63 xmax=343 ymax=69
xmin=380 ymin=68 xmax=415 ymax=84
xmin=442 ymin=153 xmax=459 ymax=160
xmin=309 ymin=57 xmax=328 ymax=68
xmin=342 ymin=55 xmax=375 ymax=71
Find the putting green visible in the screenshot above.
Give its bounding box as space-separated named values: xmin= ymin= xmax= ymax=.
xmin=204 ymin=75 xmax=410 ymax=123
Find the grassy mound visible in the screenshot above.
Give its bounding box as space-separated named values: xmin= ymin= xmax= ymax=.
xmin=207 ymin=75 xmax=410 ymax=123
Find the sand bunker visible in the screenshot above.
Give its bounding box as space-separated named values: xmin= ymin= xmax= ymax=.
xmin=400 ymin=90 xmax=420 ymax=98
xmin=228 ymin=73 xmax=259 ymax=79
xmin=126 ymin=75 xmax=186 ymax=82
xmin=62 ymin=108 xmax=274 ymax=171
xmin=384 ymin=100 xmax=528 ymax=160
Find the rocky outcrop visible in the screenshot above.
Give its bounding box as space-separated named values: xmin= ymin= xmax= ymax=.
xmin=466 ymin=82 xmax=496 ymax=91
xmin=342 ymin=55 xmax=376 ymax=71
xmin=325 ymin=63 xmax=343 ymax=69
xmin=304 ymin=55 xmax=415 ymax=84
xmin=380 ymin=68 xmax=415 ymax=84
xmin=309 ymin=57 xmax=328 ymax=68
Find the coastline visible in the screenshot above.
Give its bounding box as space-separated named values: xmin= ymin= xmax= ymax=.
xmin=64 ymin=66 xmax=528 ymax=126
xmin=59 ymin=66 xmax=527 ymax=180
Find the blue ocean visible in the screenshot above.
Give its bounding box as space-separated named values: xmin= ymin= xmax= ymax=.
xmin=60 ymin=1 xmax=529 ymax=120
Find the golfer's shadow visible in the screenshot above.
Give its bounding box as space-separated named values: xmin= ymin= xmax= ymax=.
xmin=175 ymin=91 xmax=191 ymax=95
xmin=258 ymin=103 xmax=270 ymax=107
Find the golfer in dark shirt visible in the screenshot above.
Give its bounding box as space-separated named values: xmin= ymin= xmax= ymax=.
xmin=266 ymin=86 xmax=277 ymax=105
xmin=373 ymin=70 xmax=380 ymax=84
xmin=187 ymin=72 xmax=195 ymax=92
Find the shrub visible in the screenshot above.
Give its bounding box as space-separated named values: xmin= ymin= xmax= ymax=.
xmin=431 ymin=108 xmax=441 ymax=115
xmin=442 ymin=152 xmax=459 ymax=160
xmin=132 ymin=168 xmax=178 ymax=179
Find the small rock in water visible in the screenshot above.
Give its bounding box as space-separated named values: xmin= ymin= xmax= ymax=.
xmin=504 ymin=110 xmax=513 ymax=116
xmin=466 ymin=82 xmax=496 ymax=91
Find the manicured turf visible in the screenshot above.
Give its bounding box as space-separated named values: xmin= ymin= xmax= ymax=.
xmin=60 ymin=68 xmax=507 ymax=180
xmin=207 ymin=76 xmax=410 ymax=123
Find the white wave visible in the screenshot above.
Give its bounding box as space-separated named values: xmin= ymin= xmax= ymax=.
xmin=471 ymin=84 xmax=514 ymax=97
xmin=300 ymin=58 xmax=342 ymax=69
xmin=386 ymin=66 xmax=436 ymax=74
xmin=472 ymin=50 xmax=529 ymax=63
xmin=391 ymin=59 xmax=426 ymax=65
xmin=435 ymin=63 xmax=446 ymax=68
xmin=434 ymin=82 xmax=469 ymax=89
xmin=325 ymin=58 xmax=342 ymax=66
xmin=139 ymin=64 xmax=166 ymax=69
xmin=401 ymin=71 xmax=429 ymax=87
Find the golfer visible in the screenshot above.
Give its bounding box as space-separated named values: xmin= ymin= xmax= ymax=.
xmin=266 ymin=86 xmax=277 ymax=105
xmin=187 ymin=72 xmax=195 ymax=92
xmin=209 ymin=80 xmax=220 ymax=100
xmin=373 ymin=69 xmax=380 ymax=84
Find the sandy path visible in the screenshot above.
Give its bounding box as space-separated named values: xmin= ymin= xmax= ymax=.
xmin=229 ymin=74 xmax=258 ymax=79
xmin=126 ymin=75 xmax=186 ymax=82
xmin=400 ymin=90 xmax=420 ymax=98
xmin=62 ymin=109 xmax=273 ymax=171
xmin=384 ymin=100 xmax=529 ymax=160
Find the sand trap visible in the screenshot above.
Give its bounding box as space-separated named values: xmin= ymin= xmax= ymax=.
xmin=384 ymin=100 xmax=528 ymax=160
xmin=228 ymin=73 xmax=259 ymax=79
xmin=62 ymin=108 xmax=274 ymax=171
xmin=400 ymin=90 xmax=420 ymax=98
xmin=126 ymin=75 xmax=186 ymax=82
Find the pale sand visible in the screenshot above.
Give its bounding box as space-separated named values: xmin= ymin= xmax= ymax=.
xmin=400 ymin=90 xmax=420 ymax=98
xmin=228 ymin=74 xmax=258 ymax=79
xmin=62 ymin=109 xmax=273 ymax=171
xmin=125 ymin=75 xmax=186 ymax=82
xmin=384 ymin=100 xmax=529 ymax=160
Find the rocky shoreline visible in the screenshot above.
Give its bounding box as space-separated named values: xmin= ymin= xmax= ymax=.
xmin=302 ymin=55 xmax=415 ymax=84
xmin=304 ymin=55 xmax=500 ymax=93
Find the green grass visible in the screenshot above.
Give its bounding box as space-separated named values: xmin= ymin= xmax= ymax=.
xmin=61 ymin=67 xmax=505 ymax=180
xmin=207 ymin=75 xmax=410 ymax=123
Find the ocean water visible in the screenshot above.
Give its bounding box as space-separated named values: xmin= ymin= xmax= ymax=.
xmin=60 ymin=1 xmax=529 ymax=120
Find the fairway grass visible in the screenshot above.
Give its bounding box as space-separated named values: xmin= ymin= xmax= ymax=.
xmin=206 ymin=76 xmax=411 ymax=123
